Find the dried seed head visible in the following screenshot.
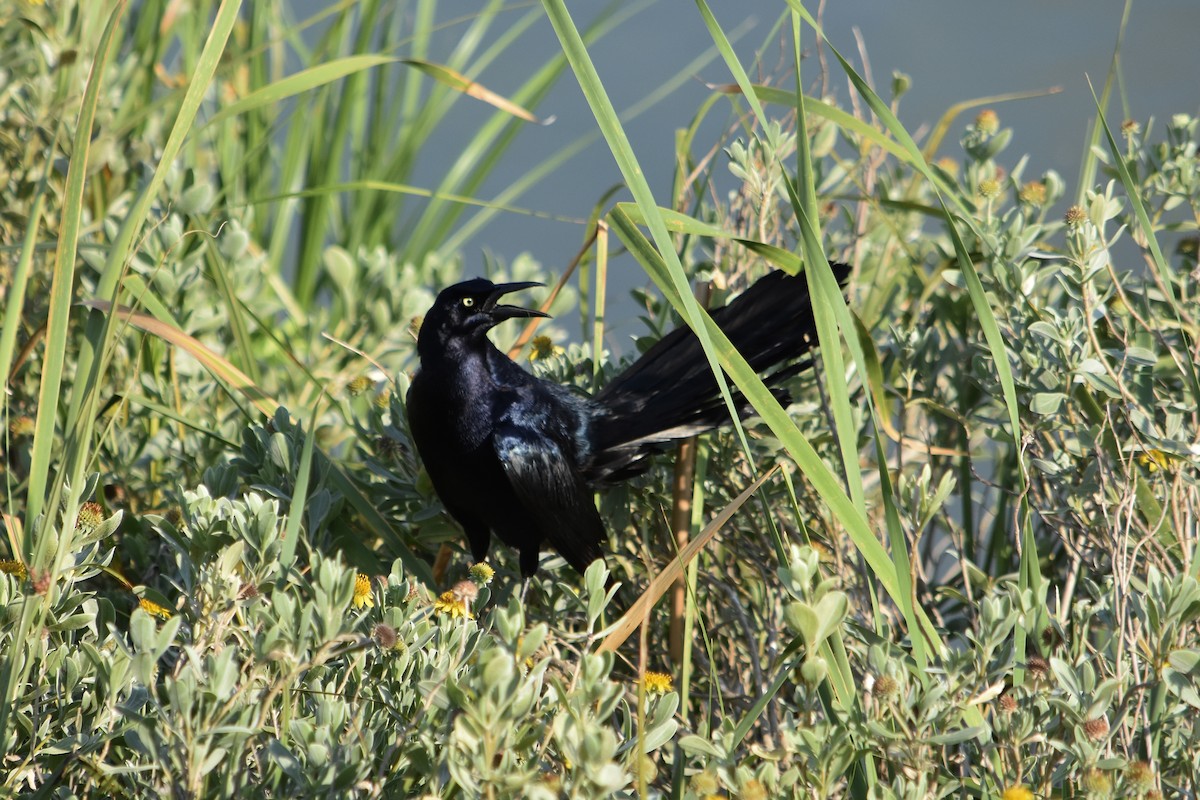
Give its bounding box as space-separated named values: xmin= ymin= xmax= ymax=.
xmin=374 ymin=435 xmax=405 ymax=462
xmin=1026 ymin=654 xmax=1051 ymax=683
xmin=31 ymin=568 xmax=52 ymax=595
xmin=1064 ymin=205 xmax=1087 ymax=226
xmin=872 ymin=675 xmax=899 ymax=699
xmin=1125 ymin=760 xmax=1155 ymax=791
xmin=1083 ymin=715 xmax=1109 ymax=741
xmin=451 ymin=580 xmax=479 ymax=603
xmin=407 ymin=316 xmax=423 ymax=341
xmin=372 ymin=623 xmax=399 ymax=650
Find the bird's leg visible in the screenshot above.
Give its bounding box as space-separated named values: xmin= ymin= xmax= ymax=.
xmin=516 ymin=546 xmax=542 ymax=604
xmin=518 ymin=547 xmax=540 ymax=580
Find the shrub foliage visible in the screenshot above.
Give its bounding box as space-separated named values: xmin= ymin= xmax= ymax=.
xmin=2 ymin=1 xmax=1198 ymax=797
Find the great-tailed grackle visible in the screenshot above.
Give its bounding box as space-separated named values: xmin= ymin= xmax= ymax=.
xmin=406 ymin=265 xmax=850 ymax=578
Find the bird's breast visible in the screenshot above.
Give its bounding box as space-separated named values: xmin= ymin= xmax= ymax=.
xmin=409 ymin=366 xmax=495 ymax=452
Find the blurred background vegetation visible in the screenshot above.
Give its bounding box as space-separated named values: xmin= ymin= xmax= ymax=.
xmin=1 ymin=0 xmax=1198 ymax=797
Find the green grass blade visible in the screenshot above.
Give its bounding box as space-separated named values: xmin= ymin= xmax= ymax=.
xmin=94 ymin=0 xmax=243 ymax=303
xmin=26 ymin=1 xmax=128 ymax=531
xmin=540 ymin=0 xmax=755 ymax=469
xmin=700 ymin=5 xmax=925 ymax=666
xmin=1077 ymin=0 xmax=1133 ymax=204
xmin=693 ymin=0 xmax=767 ymax=128
xmin=281 ymin=400 xmax=321 ymax=567
xmin=783 ymin=13 xmax=865 ymax=513
xmin=203 ymin=55 xmax=397 ymax=130
xmin=64 ymin=0 xmax=244 ymax=445
xmin=787 ymin=0 xmax=1033 ymax=567
xmin=0 ymin=189 xmax=45 ymax=391
xmin=2 ymin=0 xmax=128 ymax=760
xmin=121 ymin=396 xmax=239 ymax=449
xmin=609 ymin=207 xmax=938 ymax=653
xmin=402 ymin=4 xmax=586 ymax=259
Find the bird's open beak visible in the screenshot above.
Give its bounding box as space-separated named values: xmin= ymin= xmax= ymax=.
xmin=484 ymin=281 xmax=551 ymax=320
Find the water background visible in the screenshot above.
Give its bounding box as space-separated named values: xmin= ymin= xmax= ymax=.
xmin=294 ymin=1 xmax=1199 ymax=343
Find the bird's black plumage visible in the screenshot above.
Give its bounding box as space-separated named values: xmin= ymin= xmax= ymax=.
xmin=406 ymin=265 xmax=850 ymax=577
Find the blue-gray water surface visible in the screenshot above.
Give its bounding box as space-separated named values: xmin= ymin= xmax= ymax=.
xmin=294 ymin=1 xmax=1199 ymax=345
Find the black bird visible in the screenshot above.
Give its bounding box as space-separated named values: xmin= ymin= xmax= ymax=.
xmin=406 ymin=265 xmax=850 ymax=578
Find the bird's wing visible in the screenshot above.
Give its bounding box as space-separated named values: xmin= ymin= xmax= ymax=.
xmin=493 ymin=424 xmax=606 ymax=574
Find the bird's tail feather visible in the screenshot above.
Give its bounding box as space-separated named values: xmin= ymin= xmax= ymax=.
xmin=587 ymin=264 xmax=849 ymax=482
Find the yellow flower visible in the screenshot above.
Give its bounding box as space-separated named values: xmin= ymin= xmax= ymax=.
xmin=1002 ymin=786 xmax=1033 ymax=800
xmin=433 ymin=589 xmax=472 ymax=619
xmin=468 ymin=561 xmax=495 ymax=586
xmin=0 ymin=559 xmax=28 ymax=580
xmin=139 ymin=598 xmax=173 ymax=620
xmin=935 ymin=157 xmax=959 ymax=177
xmin=643 ymin=671 xmax=673 ymax=695
xmin=740 ymin=779 xmax=768 ymax=800
xmin=1019 ymin=181 xmax=1047 ymax=206
xmin=347 ymin=376 xmax=373 ymax=396
xmin=1081 ymin=768 xmax=1111 ymax=794
xmin=1137 ymin=449 xmax=1170 ymax=473
xmin=529 ymin=335 xmax=564 ymax=362
xmin=352 ymin=573 xmax=374 ymax=610
xmin=975 ymin=108 xmax=1000 ymax=134
xmin=690 ymin=771 xmax=719 ymax=795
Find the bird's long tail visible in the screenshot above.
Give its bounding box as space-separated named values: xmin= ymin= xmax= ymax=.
xmin=586 ymin=264 xmax=850 ymax=482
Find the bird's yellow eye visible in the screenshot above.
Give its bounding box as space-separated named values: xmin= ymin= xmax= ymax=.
xmin=461 ymin=297 xmax=475 ymax=308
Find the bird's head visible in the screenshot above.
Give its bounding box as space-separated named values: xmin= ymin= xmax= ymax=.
xmin=417 ymin=278 xmax=550 ymax=354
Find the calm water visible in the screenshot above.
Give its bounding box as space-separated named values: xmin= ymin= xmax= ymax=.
xmin=296 ymin=1 xmax=1199 ymax=341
